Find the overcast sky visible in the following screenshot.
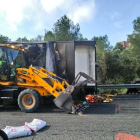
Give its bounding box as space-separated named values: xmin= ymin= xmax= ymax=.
xmin=0 ymin=0 xmax=140 ymax=46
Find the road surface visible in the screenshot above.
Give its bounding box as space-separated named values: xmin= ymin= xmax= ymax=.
xmin=0 ymin=94 xmax=140 ymax=140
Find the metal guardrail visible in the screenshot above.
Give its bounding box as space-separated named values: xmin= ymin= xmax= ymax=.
xmin=97 ymin=84 xmax=140 ymax=89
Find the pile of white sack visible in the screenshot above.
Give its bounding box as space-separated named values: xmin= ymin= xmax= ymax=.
xmin=2 ymin=119 xmax=47 ymax=139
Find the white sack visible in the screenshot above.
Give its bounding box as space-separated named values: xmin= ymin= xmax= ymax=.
xmin=25 ymin=119 xmax=46 ymax=132
xmin=2 ymin=126 xmax=32 ymax=139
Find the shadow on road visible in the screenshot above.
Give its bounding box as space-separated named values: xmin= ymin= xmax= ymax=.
xmin=0 ymin=105 xmax=20 ymax=112
xmin=0 ymin=104 xmax=64 ymax=114
xmin=85 ymin=103 xmax=119 ymax=115
xmin=38 ymin=125 xmax=51 ymax=133
xmin=0 ymin=103 xmax=120 ymax=115
xmin=0 ymin=102 xmax=121 ymax=115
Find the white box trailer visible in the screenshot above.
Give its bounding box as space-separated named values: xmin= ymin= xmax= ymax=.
xmin=46 ymin=41 xmax=96 ymax=85
xmin=75 ymin=42 xmax=96 ymax=82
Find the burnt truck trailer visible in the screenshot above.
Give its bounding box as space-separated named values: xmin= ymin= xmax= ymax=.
xmin=11 ymin=41 xmax=97 ymax=93
xmin=10 ymin=40 xmax=140 ymax=94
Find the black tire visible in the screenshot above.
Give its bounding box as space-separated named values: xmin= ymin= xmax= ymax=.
xmin=18 ymin=89 xmax=40 ymax=113
xmin=0 ymin=129 xmax=8 ymax=140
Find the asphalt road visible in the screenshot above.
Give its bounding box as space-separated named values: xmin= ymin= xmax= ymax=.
xmin=0 ymin=94 xmax=140 ymax=140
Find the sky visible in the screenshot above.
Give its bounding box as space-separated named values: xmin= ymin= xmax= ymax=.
xmin=0 ymin=0 xmax=140 ymax=46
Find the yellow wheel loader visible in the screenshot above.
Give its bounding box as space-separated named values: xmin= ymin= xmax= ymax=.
xmin=0 ymin=44 xmax=95 ymax=113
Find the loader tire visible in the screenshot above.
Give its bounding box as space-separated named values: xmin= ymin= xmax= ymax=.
xmin=18 ymin=89 xmax=40 ymax=113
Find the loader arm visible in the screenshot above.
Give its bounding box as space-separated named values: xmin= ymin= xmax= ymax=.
xmin=39 ymin=67 xmax=69 ymax=86
xmin=16 ymin=66 xmax=68 ymax=97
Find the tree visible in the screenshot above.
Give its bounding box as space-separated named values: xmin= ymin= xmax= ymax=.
xmin=77 ymin=34 xmax=88 ymax=41
xmin=44 ymin=15 xmax=82 ymax=41
xmin=54 ymin=15 xmax=81 ymax=41
xmin=16 ymin=37 xmax=22 ymax=42
xmin=133 ymin=16 xmax=140 ymax=33
xmin=92 ymin=35 xmax=112 ymax=51
xmin=16 ymin=35 xmax=43 ymax=42
xmin=128 ymin=16 xmax=140 ymax=51
xmin=0 ymin=35 xmax=11 ymax=43
xmin=35 ymin=35 xmax=43 ymax=42
xmin=16 ymin=36 xmax=29 ymax=42
xmin=91 ymin=35 xmax=112 ymax=84
xmin=21 ymin=36 xmax=29 ymax=42
xmin=105 ymin=50 xmax=123 ymax=84
xmin=44 ymin=31 xmax=55 ymax=41
xmin=30 ymin=38 xmax=35 ymax=42
xmin=127 ymin=16 xmax=140 ymax=79
xmin=113 ymin=43 xmax=124 ymax=52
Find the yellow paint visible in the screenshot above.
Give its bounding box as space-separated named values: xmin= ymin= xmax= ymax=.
xmin=0 ymin=44 xmax=21 ymax=51
xmin=16 ymin=67 xmax=69 ymax=97
xmin=0 ymin=81 xmax=15 ymax=85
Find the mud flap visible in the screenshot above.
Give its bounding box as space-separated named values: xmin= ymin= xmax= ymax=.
xmin=53 ymin=86 xmax=74 ymax=112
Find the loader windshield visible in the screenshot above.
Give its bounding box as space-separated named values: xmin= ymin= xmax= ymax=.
xmin=7 ymin=48 xmax=28 ymax=80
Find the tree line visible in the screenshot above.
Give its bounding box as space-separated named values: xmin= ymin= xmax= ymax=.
xmin=0 ymin=15 xmax=140 ymax=86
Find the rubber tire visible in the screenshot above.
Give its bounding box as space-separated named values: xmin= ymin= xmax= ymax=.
xmin=18 ymin=89 xmax=40 ymax=113
xmin=0 ymin=129 xmax=8 ymax=140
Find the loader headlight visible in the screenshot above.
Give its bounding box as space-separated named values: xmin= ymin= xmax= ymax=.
xmin=10 ymin=61 xmax=14 ymax=66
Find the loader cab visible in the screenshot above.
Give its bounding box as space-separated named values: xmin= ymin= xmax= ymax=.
xmin=0 ymin=44 xmax=28 ymax=84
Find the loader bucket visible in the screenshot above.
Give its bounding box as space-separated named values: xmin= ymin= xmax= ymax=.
xmin=54 ymin=72 xmax=95 ymax=112
xmin=53 ymin=86 xmax=74 ymax=112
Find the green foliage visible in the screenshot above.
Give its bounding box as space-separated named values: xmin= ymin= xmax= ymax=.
xmin=16 ymin=36 xmax=29 ymax=42
xmin=128 ymin=33 xmax=140 ymax=51
xmin=101 ymin=88 xmax=127 ymax=94
xmin=16 ymin=35 xmax=43 ymax=42
xmin=35 ymin=35 xmax=43 ymax=42
xmin=93 ymin=16 xmax=140 ymax=86
xmin=113 ymin=43 xmax=124 ymax=52
xmin=92 ymin=33 xmax=137 ymax=85
xmin=133 ymin=16 xmax=140 ymax=33
xmin=128 ymin=16 xmax=140 ymax=53
xmin=92 ymin=35 xmax=112 ymax=51
xmin=118 ymin=88 xmax=128 ymax=94
xmin=127 ymin=16 xmax=140 ymax=80
xmin=0 ymin=34 xmax=11 ymax=43
xmin=92 ymin=35 xmax=113 ymax=84
xmin=44 ymin=31 xmax=55 ymax=41
xmin=44 ymin=15 xmax=82 ymax=41
xmin=77 ymin=34 xmax=88 ymax=41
